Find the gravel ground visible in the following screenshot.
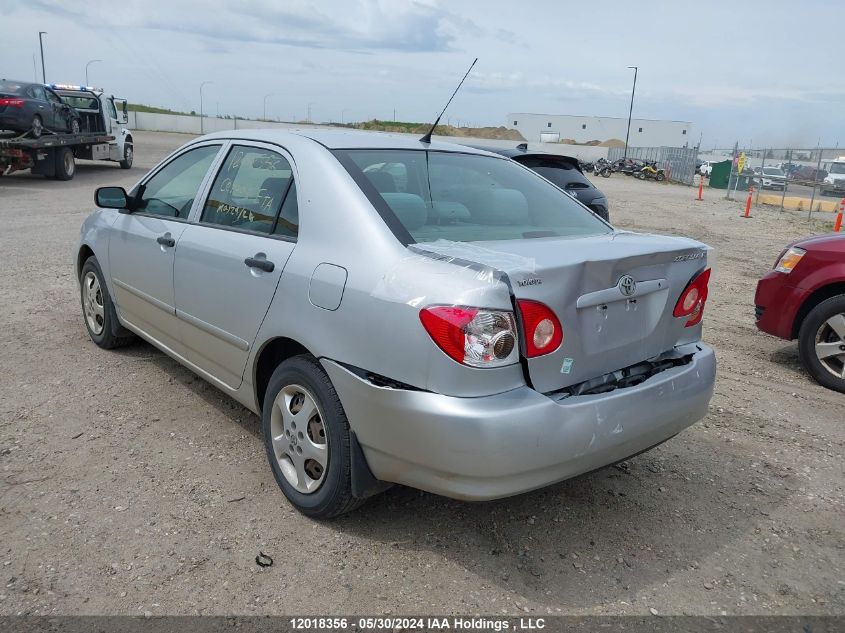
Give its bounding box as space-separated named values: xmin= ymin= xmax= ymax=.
xmin=0 ymin=131 xmax=842 ymax=617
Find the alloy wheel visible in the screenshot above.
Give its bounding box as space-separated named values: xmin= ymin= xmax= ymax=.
xmin=814 ymin=313 xmax=845 ymax=379
xmin=82 ymin=271 xmax=105 ymax=335
xmin=270 ymin=384 xmax=328 ymax=494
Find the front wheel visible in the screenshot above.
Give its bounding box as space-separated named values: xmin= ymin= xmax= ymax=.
xmin=798 ymin=295 xmax=845 ymax=393
xmin=262 ymin=355 xmax=366 ymax=518
xmin=119 ymin=143 xmax=133 ymax=169
xmin=79 ymin=256 xmax=135 ymax=349
xmin=656 ymin=172 xmax=665 ymax=181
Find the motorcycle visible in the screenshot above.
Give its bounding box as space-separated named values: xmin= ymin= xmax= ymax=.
xmin=579 ymin=160 xmax=594 ymax=173
xmin=593 ymin=157 xmax=612 ymax=178
xmin=636 ymin=161 xmax=666 ymax=181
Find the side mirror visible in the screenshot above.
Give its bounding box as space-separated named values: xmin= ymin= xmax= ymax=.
xmin=95 ymin=186 xmax=129 ymax=210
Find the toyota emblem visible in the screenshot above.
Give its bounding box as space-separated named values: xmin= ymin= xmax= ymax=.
xmin=618 ymin=275 xmax=637 ymax=297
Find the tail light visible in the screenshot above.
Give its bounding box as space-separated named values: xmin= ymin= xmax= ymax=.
xmin=419 ymin=306 xmax=518 ymax=368
xmin=673 ymin=268 xmax=711 ymax=327
xmin=517 ymin=299 xmax=563 ymax=357
xmin=0 ymin=99 xmax=25 ymax=108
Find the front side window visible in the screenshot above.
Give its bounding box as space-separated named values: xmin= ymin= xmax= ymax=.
xmin=337 ymin=150 xmax=610 ymax=243
xmin=45 ymin=89 xmax=62 ymax=104
xmin=201 ymin=145 xmax=295 ymax=235
xmin=137 ymin=145 xmax=221 ymax=219
xmin=30 ymin=85 xmax=47 ymax=101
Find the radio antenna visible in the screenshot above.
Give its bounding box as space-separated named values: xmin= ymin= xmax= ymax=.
xmin=419 ymin=57 xmax=477 ymax=144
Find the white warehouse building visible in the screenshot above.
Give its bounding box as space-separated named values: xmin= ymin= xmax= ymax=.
xmin=507 ymin=113 xmax=694 ymax=148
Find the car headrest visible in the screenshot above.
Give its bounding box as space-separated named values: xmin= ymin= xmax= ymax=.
xmin=260 ymin=177 xmax=291 ymax=207
xmin=381 ymin=193 xmax=427 ymax=230
xmin=366 ymin=171 xmax=397 ymax=193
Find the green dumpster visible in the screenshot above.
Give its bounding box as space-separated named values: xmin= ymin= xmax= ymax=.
xmin=708 ymin=160 xmax=733 ymax=189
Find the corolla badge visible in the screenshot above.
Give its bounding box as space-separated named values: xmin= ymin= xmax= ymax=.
xmin=618 ymin=275 xmax=637 ymax=297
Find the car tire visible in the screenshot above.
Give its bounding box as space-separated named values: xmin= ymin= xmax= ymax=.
xmin=30 ymin=114 xmax=43 ymax=139
xmin=797 ymin=295 xmax=845 ymax=393
xmin=262 ymin=355 xmax=366 ymax=519
xmin=119 ymin=143 xmax=133 ymax=169
xmin=53 ymin=147 xmax=75 ymax=181
xmin=79 ymin=256 xmax=136 ymax=349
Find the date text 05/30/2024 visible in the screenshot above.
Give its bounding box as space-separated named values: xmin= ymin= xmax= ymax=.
xmin=288 ymin=617 xmax=547 ymax=630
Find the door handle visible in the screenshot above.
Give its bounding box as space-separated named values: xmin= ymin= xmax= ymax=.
xmin=244 ymin=256 xmax=275 ymax=273
xmin=156 ymin=235 xmax=176 ymax=247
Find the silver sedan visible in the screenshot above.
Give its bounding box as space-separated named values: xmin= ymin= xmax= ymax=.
xmin=77 ymin=129 xmax=716 ymax=518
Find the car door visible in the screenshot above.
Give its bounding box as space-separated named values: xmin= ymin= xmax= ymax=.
xmin=27 ymin=84 xmax=52 ymax=128
xmin=109 ymin=143 xmax=224 ymax=357
xmin=174 ymin=143 xmax=299 ymax=389
xmin=44 ymin=88 xmax=68 ymax=130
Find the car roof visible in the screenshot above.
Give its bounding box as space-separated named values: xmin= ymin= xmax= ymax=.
xmin=200 ymin=128 xmax=499 ymax=155
xmin=464 ymin=144 xmax=582 ymax=168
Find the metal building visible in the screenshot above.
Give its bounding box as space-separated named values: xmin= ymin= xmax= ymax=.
xmin=507 ymin=112 xmax=694 ymax=148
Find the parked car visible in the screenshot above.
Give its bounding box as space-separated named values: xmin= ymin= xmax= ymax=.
xmin=755 ymin=233 xmax=845 ymax=392
xmin=77 ymin=129 xmax=716 ymax=518
xmin=699 ymin=160 xmax=717 ymax=177
xmin=755 ymin=167 xmax=787 ymax=190
xmin=0 ymin=79 xmax=81 ymax=138
xmin=466 ymin=144 xmax=610 ymax=221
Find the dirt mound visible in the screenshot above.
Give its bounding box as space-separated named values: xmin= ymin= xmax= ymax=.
xmin=598 ymin=138 xmax=626 ymax=147
xmin=353 ymin=120 xmax=525 ymax=141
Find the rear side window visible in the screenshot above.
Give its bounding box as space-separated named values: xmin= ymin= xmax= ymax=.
xmin=337 ymin=149 xmax=609 ymax=244
xmin=0 ymin=81 xmax=25 ymax=94
xmin=201 ymin=145 xmax=296 ymax=236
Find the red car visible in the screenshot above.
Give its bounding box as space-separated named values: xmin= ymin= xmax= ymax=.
xmin=755 ymin=233 xmax=845 ymax=392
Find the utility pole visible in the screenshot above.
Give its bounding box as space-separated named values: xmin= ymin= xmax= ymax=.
xmin=199 ymin=81 xmax=212 ymax=134
xmin=85 ymin=59 xmax=102 ymax=86
xmin=38 ymin=32 xmax=47 ymax=83
xmin=263 ymin=93 xmax=274 ymax=121
xmin=623 ymin=66 xmax=638 ymax=160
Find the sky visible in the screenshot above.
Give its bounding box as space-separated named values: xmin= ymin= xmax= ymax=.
xmin=1 ymin=0 xmax=843 ymax=149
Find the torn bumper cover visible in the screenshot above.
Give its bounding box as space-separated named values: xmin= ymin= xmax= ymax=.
xmin=321 ymin=343 xmax=715 ymax=501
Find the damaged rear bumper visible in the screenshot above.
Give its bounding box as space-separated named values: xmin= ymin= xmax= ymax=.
xmin=321 ymin=343 xmax=715 ymax=501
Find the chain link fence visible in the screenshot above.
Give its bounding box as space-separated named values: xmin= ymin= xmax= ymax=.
xmin=608 ymin=146 xmax=698 ymax=185
xmin=700 ymin=146 xmax=844 ymax=218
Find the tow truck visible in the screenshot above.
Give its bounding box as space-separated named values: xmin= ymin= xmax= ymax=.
xmin=0 ymin=84 xmax=133 ymax=181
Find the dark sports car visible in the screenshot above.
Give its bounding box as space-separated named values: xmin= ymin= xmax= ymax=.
xmin=0 ymin=79 xmax=82 ymax=138
xmin=466 ymin=144 xmax=610 ymax=221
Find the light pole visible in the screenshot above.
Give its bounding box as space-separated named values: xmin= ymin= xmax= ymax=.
xmin=341 ymin=108 xmax=351 ymax=124
xmin=307 ymin=102 xmax=315 ymax=123
xmin=199 ymin=81 xmax=212 ymax=134
xmin=85 ymin=59 xmax=102 ymax=86
xmin=38 ymin=32 xmax=47 ymax=83
xmin=623 ymin=66 xmax=638 ymax=160
xmin=263 ymin=93 xmax=275 ymax=121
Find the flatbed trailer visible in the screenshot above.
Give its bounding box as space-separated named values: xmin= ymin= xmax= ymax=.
xmin=0 ymin=132 xmax=116 ymax=180
xmin=0 ymin=83 xmax=133 ymax=181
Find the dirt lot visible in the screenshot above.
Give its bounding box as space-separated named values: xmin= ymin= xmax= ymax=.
xmin=0 ymin=131 xmax=842 ymax=617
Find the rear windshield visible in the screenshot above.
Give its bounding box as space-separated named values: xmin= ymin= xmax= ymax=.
xmin=57 ymin=92 xmax=99 ymax=110
xmin=336 ymin=149 xmax=610 ymax=243
xmin=0 ymin=81 xmax=25 ymax=94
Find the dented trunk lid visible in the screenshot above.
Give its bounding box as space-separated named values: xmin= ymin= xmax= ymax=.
xmin=470 ymin=232 xmax=711 ymax=393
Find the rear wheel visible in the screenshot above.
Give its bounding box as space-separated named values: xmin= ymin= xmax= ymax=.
xmin=262 ymin=355 xmax=365 ymax=518
xmin=53 ymin=147 xmax=75 ymax=181
xmin=30 ymin=115 xmax=43 ymax=138
xmin=798 ymin=295 xmax=845 ymax=393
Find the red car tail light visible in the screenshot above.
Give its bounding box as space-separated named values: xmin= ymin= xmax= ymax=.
xmin=517 ymin=299 xmax=563 ymax=357
xmin=420 ymin=306 xmax=518 ymax=368
xmin=674 ymin=268 xmax=711 ymax=327
xmin=0 ymin=99 xmax=25 ymax=108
